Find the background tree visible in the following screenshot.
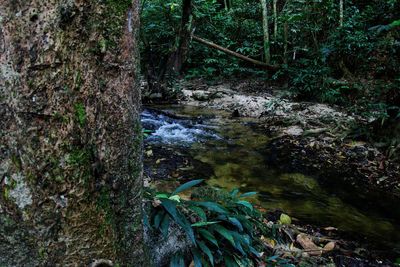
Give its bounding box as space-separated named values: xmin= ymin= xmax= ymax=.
xmin=260 ymin=0 xmax=271 ymax=64
xmin=273 ymin=0 xmax=278 ymax=41
xmin=166 ymin=0 xmax=193 ymax=75
xmin=0 ymin=0 xmax=145 ymax=266
xmin=339 ymin=0 xmax=344 ymax=27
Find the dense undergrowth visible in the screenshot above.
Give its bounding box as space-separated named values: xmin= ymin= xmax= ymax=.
xmin=145 ymin=180 xmax=295 ymax=267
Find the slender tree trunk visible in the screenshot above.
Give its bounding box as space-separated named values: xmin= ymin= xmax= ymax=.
xmin=339 ymin=0 xmax=344 ymax=27
xmin=260 ymin=0 xmax=271 ymax=64
xmin=167 ymin=0 xmax=193 ymax=75
xmin=0 ymin=1 xmax=145 ymax=266
xmin=273 ymin=0 xmax=278 ymax=41
xmin=283 ymin=0 xmax=290 ymax=65
xmin=284 ymin=21 xmax=289 ymax=64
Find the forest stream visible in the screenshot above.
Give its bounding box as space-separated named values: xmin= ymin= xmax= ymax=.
xmin=142 ymin=105 xmax=400 ymax=260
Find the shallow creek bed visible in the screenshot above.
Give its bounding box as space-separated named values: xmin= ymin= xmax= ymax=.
xmin=141 ymin=104 xmax=400 ymax=265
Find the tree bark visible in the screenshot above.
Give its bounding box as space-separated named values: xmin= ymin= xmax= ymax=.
xmin=167 ymin=0 xmax=193 ymax=75
xmin=339 ymin=0 xmax=344 ymax=27
xmin=284 ymin=21 xmax=289 ymax=65
xmin=0 ymin=1 xmax=145 ymax=266
xmin=283 ymin=0 xmax=290 ymax=65
xmin=192 ymin=35 xmax=278 ymax=70
xmin=273 ymin=0 xmax=278 ymax=41
xmin=260 ymin=0 xmax=271 ymax=64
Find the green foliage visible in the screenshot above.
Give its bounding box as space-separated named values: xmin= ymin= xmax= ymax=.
xmin=141 ymin=0 xmax=399 ymax=141
xmin=142 ymin=129 xmax=153 ymax=138
xmin=141 ymin=0 xmax=266 ymax=79
xmin=145 ymin=180 xmax=281 ymax=267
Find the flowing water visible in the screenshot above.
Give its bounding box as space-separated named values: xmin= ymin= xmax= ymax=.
xmin=142 ymin=105 xmax=400 ymax=257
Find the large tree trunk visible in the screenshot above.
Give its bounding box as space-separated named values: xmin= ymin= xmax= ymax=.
xmin=0 ymin=1 xmax=145 ymax=266
xmin=260 ymin=0 xmax=271 ymax=64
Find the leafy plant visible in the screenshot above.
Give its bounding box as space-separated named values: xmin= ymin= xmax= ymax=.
xmin=143 ymin=128 xmax=154 ymax=138
xmin=145 ymin=179 xmax=282 ymax=267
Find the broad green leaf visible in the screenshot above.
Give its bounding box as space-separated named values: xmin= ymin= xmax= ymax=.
xmin=153 ymin=211 xmax=165 ymax=229
xmin=168 ymin=195 xmax=181 ymax=202
xmin=191 ymin=248 xmax=203 ymax=267
xmin=192 ymin=221 xmax=220 ymax=227
xmin=211 ymin=225 xmax=235 ymax=246
xmin=172 ymin=179 xmax=204 ymax=195
xmin=235 ymin=215 xmax=253 ymax=234
xmin=231 ymin=231 xmax=249 ymax=249
xmin=233 ymin=255 xmax=249 ymax=267
xmin=389 ymin=19 xmax=400 ymax=28
xmin=194 ymin=202 xmax=228 ymax=214
xmin=161 ymin=199 xmax=196 ymax=243
xmin=197 ymin=240 xmax=214 ymax=266
xmin=189 ymin=206 xmax=207 ymax=221
xmin=198 ymin=228 xmax=219 ymax=247
xmin=234 ymin=239 xmax=246 ymax=256
xmin=156 ymin=193 xmax=169 ymax=199
xmin=239 ymin=192 xmax=257 ymax=198
xmin=176 ymin=211 xmax=196 ymax=244
xmin=161 ymin=199 xmax=178 ymax=218
xmin=227 ymin=217 xmax=243 ymax=232
xmin=160 ymin=214 xmax=170 ymax=238
xmin=143 ymin=211 xmax=150 ymax=228
xmin=230 ymin=188 xmax=239 ymax=197
xmin=236 ymin=200 xmax=253 ymax=211
xmin=249 ymin=246 xmax=261 ymax=258
xmin=169 ymin=252 xmax=185 ymax=267
xmin=224 ymin=254 xmax=239 ymax=267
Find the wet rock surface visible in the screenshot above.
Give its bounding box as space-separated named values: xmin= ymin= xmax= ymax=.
xmin=144 ymin=145 xmax=214 ymax=182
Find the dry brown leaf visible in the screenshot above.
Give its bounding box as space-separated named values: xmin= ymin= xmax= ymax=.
xmin=296 ymin=233 xmax=322 ymax=256
xmin=323 ymin=241 xmax=336 ymax=252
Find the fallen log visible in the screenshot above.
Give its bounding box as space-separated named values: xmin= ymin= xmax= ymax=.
xmin=192 ymin=35 xmax=279 ymax=71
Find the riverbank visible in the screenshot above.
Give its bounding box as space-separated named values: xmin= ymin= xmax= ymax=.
xmin=176 ymin=79 xmax=400 ymax=201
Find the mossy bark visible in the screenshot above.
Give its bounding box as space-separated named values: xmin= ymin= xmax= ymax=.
xmin=0 ymin=0 xmax=145 ymax=266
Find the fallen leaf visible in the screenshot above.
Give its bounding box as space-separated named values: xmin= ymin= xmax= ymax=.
xmin=261 ymin=235 xmax=276 ymax=249
xmin=296 ymin=233 xmax=322 ymax=256
xmin=323 ymin=241 xmax=336 ymax=252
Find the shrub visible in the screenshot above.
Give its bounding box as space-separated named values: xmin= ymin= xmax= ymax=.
xmin=144 ymin=179 xmax=294 ymax=267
